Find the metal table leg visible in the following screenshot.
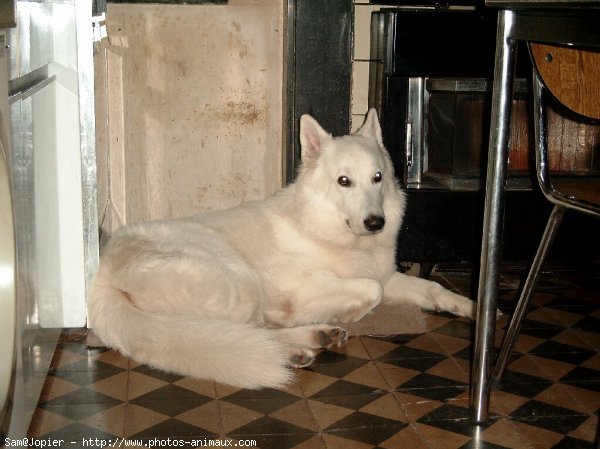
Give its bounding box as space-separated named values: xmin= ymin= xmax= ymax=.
xmin=470 ymin=10 xmax=517 ymax=423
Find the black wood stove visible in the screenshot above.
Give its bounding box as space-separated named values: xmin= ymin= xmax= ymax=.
xmin=368 ymin=1 xmax=599 ymax=274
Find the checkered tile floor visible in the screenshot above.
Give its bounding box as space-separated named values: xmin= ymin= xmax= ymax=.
xmin=29 ymin=269 xmax=600 ymax=449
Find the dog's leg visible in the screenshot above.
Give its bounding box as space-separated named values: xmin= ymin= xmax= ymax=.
xmin=264 ymin=274 xmax=383 ymax=328
xmin=272 ymin=324 xmax=349 ymax=349
xmin=382 ymin=271 xmax=476 ymax=319
xmin=272 ymin=325 xmax=350 ymax=369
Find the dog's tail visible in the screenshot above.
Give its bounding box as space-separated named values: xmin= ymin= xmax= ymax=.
xmin=87 ymin=268 xmax=293 ymax=389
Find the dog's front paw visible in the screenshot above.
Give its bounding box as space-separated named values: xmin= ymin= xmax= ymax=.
xmin=318 ymin=327 xmax=348 ymax=349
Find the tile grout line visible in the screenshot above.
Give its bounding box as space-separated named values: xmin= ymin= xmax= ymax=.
xmin=211 ymin=381 xmax=225 ymax=439
xmin=122 ymin=355 xmax=131 ymax=438
xmin=358 ymin=334 xmax=433 ymax=447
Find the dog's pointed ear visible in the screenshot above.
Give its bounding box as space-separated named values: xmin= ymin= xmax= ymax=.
xmin=356 ymin=108 xmax=383 ymax=147
xmin=300 ymin=114 xmax=331 ymax=161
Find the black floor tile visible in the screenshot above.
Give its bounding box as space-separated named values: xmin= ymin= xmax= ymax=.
xmin=545 ymin=297 xmax=599 ymax=315
xmin=510 ymin=400 xmax=588 ymax=433
xmin=374 ymin=333 xmax=428 ymax=344
xmin=40 ymin=388 xmax=121 ymax=407
xmin=307 ymin=352 xmax=370 ymax=378
xmin=417 ymin=404 xmax=496 ymax=437
xmin=520 ymin=319 xmax=565 ymax=340
xmin=559 ymin=366 xmax=600 ymax=392
xmin=130 ymin=385 xmax=213 ymax=416
xmin=377 ymin=346 xmax=447 ymax=372
xmin=453 ymin=346 xmax=474 ymax=361
xmin=529 ymin=340 xmax=596 ymax=365
xmin=325 ymin=425 xmax=406 ymax=445
xmin=310 ymin=379 xmax=383 ymax=397
xmin=221 ymin=389 xmax=300 ymax=414
xmin=432 ymin=320 xmax=474 ymax=340
xmin=130 ymin=418 xmax=216 ymax=439
xmin=550 ymin=436 xmax=597 ymax=449
xmin=496 ymin=370 xmax=554 ymax=398
xmin=230 ymin=416 xmax=312 ymax=436
xmin=40 ymin=402 xmax=119 ymax=421
xmin=325 ymin=411 xmax=408 ymax=445
xmin=571 ymin=315 xmax=600 ymax=333
xmin=49 ymin=368 xmax=125 ymax=388
xmin=396 ymin=373 xmax=468 ymax=401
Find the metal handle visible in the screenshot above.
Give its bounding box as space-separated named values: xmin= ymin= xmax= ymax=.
xmin=405 ymin=122 xmax=412 ymax=167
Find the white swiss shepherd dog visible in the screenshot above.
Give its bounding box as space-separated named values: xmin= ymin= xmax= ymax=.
xmin=88 ymin=109 xmax=476 ymax=389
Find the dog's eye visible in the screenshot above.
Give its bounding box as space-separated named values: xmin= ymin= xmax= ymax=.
xmin=373 ymin=171 xmax=383 ymax=183
xmin=337 ymin=175 xmax=352 ymax=187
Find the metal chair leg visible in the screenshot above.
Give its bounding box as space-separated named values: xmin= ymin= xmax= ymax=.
xmin=492 ymin=205 xmax=566 ymax=384
xmin=492 ymin=59 xmax=566 ymax=386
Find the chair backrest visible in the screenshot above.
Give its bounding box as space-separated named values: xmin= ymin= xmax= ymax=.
xmin=530 ymin=43 xmax=600 ymax=120
xmin=529 ymin=43 xmax=600 ymax=217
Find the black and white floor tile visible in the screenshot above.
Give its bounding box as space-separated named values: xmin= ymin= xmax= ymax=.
xmin=28 ymin=269 xmax=600 ymax=449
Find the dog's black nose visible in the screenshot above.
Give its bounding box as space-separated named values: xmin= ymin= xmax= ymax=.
xmin=364 ymin=215 xmax=385 ymax=232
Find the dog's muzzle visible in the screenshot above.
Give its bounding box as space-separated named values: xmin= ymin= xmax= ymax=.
xmin=364 ymin=214 xmax=385 ymax=233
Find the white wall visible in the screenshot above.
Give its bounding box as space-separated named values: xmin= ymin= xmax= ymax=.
xmin=95 ymin=1 xmax=284 ymax=233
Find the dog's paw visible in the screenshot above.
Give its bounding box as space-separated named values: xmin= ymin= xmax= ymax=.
xmin=318 ymin=327 xmax=349 ymax=349
xmin=288 ymin=348 xmax=316 ymax=368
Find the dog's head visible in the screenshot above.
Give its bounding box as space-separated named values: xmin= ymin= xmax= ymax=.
xmin=297 ymin=109 xmax=403 ymax=239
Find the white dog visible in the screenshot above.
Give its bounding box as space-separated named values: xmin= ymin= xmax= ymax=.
xmin=88 ymin=109 xmax=475 ymax=389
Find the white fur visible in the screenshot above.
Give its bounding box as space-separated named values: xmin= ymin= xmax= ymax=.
xmin=87 ymin=109 xmax=476 ymax=389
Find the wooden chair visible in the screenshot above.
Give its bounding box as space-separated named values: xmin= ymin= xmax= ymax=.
xmin=492 ymin=43 xmax=600 ymax=382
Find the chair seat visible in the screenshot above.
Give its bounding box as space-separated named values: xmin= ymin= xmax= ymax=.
xmin=530 ymin=43 xmax=600 ymax=120
xmin=552 ymin=177 xmax=600 ymax=205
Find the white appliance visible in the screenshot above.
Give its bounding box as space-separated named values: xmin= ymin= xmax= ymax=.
xmin=0 ymin=0 xmax=98 ymax=440
xmin=1 ymin=26 xmax=19 ymax=438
